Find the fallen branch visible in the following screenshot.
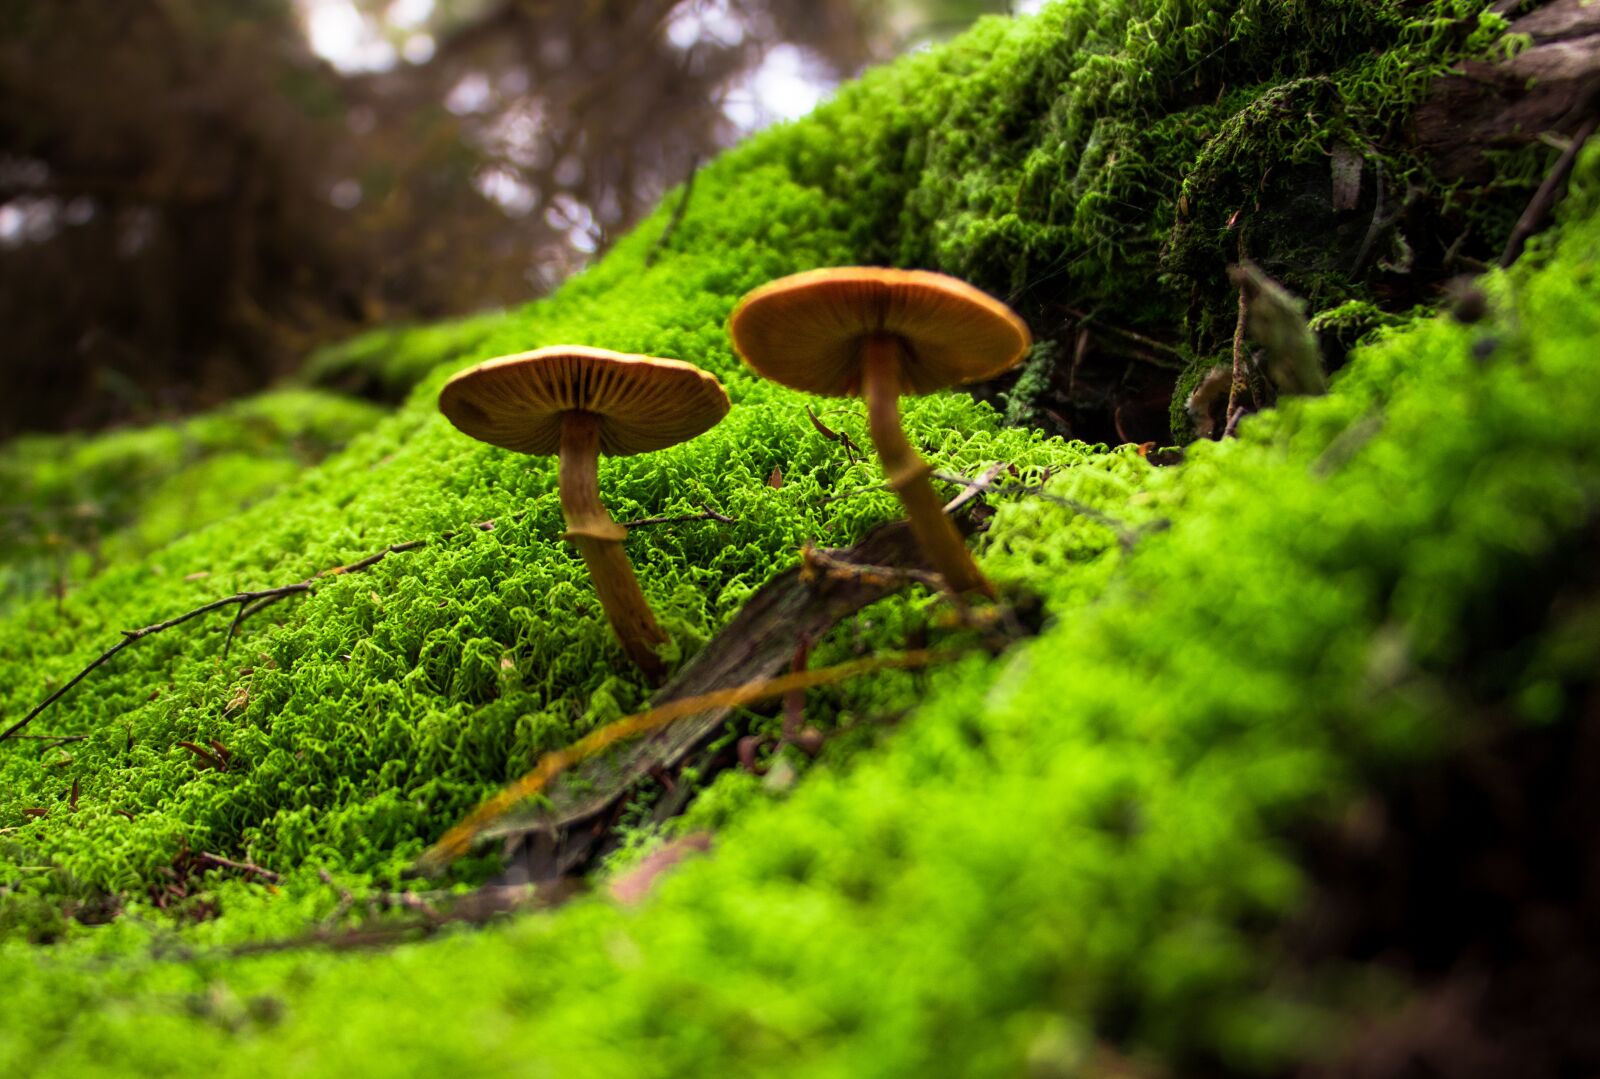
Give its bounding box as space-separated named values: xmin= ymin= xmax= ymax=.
xmin=415 ymin=645 xmax=958 ymax=875
xmin=1500 ymin=113 xmax=1600 ymax=268
xmin=441 ymin=521 xmax=953 ymax=878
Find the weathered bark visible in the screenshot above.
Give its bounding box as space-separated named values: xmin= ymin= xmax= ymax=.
xmin=1416 ymin=0 xmax=1600 ymax=184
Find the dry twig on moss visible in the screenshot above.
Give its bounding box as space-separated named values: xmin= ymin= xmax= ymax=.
xmin=194 ymin=851 xmax=282 ymax=884
xmin=0 ymin=501 xmax=731 ymax=745
xmin=1501 ymin=113 xmax=1600 ymax=268
xmin=618 ymin=504 xmax=735 ymax=528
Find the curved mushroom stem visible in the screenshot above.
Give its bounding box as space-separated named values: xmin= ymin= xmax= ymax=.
xmin=558 ymin=411 xmax=669 ymax=683
xmin=860 ymin=334 xmax=994 ymax=598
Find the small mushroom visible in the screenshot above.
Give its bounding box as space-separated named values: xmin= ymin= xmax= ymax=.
xmin=439 ymin=345 xmax=730 ymax=682
xmin=729 ymin=267 xmax=1030 ymax=597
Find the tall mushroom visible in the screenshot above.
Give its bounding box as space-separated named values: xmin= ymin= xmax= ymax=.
xmin=729 ymin=267 xmax=1030 ymax=598
xmin=439 ymin=345 xmax=730 ymax=683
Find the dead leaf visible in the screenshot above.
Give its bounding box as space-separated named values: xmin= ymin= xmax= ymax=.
xmin=805 ymin=405 xmax=839 ymax=441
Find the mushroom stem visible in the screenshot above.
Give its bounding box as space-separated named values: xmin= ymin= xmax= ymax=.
xmin=558 ymin=411 xmax=669 ymax=683
xmin=860 ymin=334 xmax=994 ymax=598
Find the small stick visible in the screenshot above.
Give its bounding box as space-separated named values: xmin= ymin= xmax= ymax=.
xmin=931 ymin=471 xmax=1135 ymax=537
xmin=644 ymin=157 xmax=700 ymax=268
xmin=1 ymin=582 xmax=312 ymax=743
xmin=4 ymin=512 xmax=520 ymax=743
xmin=1226 ymin=234 xmax=1250 ymax=424
xmin=194 ymin=851 xmax=282 ymax=884
xmin=618 ymin=504 xmax=734 ymax=529
xmin=941 ymin=462 xmax=1008 ymax=515
xmin=1501 ymin=114 xmax=1600 ymax=268
xmin=1059 ymin=305 xmax=1187 ymax=365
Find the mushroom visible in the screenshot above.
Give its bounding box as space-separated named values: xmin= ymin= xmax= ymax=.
xmin=729 ymin=267 xmax=1030 ymax=597
xmin=439 ymin=345 xmax=730 ymax=682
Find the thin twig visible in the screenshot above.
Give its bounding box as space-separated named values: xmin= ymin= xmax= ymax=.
xmin=4 ymin=513 xmax=519 ymax=742
xmin=819 ymin=480 xmax=891 ymax=506
xmin=942 ymin=462 xmax=1008 ymax=515
xmin=643 ymin=158 xmax=700 ymax=268
xmin=1351 ymin=162 xmax=1388 ymax=276
xmin=1060 ymin=305 xmax=1187 ymax=365
xmin=1501 ymin=113 xmax=1600 ymax=268
xmin=931 ymin=471 xmax=1147 ymax=549
xmin=1226 ymin=232 xmax=1250 ymax=424
xmin=1 ymin=582 xmax=313 ymax=743
xmin=618 ymin=504 xmax=734 ymax=529
xmin=194 ymin=851 xmax=282 ymax=884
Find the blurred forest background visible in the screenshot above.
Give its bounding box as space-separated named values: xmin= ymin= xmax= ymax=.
xmin=0 ymin=0 xmax=1041 ymax=438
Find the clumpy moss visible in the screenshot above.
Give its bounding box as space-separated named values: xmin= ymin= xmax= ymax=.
xmin=0 ymin=390 xmax=384 ymax=612
xmin=3 ymin=2 xmax=1594 ymax=1074
xmin=300 ymin=311 xmax=506 ymax=403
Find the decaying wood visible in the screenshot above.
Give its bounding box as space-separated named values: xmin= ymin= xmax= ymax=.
xmin=1417 ymin=0 xmax=1600 ymax=184
xmin=484 ymin=521 xmax=933 ymax=879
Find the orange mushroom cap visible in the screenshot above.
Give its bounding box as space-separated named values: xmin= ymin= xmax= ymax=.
xmin=438 ymin=345 xmax=730 ymax=456
xmin=728 ymin=267 xmax=1031 ymax=396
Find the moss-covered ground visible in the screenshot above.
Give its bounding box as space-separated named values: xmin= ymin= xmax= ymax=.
xmin=4 ymin=1 xmax=1596 ymax=1073
xmin=0 ymin=391 xmax=384 ymax=614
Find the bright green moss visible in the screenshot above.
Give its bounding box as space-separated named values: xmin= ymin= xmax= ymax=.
xmin=300 ymin=311 xmax=507 ymax=402
xmin=0 ymin=390 xmax=384 ymax=613
xmin=5 ymin=3 xmax=1593 ymax=1075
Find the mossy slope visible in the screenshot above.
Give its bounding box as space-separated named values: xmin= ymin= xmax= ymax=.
xmin=4 ymin=2 xmax=1594 ymax=1074
xmin=0 ymin=390 xmax=384 ymax=614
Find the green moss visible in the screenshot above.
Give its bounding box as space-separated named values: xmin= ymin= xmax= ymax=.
xmin=0 ymin=390 xmax=384 ymax=612
xmin=300 ymin=311 xmax=507 ymax=402
xmin=4 ymin=3 xmax=1593 ymax=1075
